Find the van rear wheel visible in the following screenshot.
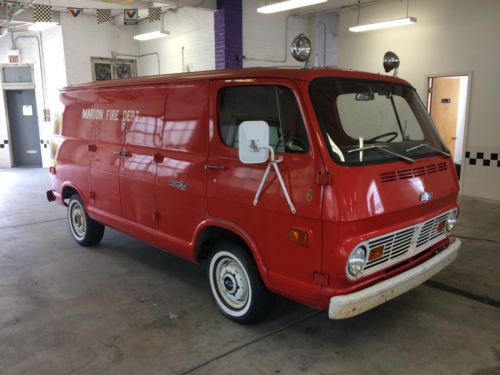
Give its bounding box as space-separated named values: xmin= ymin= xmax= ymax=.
xmin=207 ymin=241 xmax=275 ymax=324
xmin=68 ymin=194 xmax=104 ymax=246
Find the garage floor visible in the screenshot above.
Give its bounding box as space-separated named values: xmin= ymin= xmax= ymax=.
xmin=1 ymin=168 xmax=499 ymax=375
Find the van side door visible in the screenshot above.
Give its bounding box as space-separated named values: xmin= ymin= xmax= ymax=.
xmin=206 ymin=79 xmax=325 ymax=304
xmin=90 ymin=88 xmax=130 ymax=216
xmin=155 ymin=81 xmax=209 ymax=251
xmin=119 ymin=85 xmax=167 ymax=229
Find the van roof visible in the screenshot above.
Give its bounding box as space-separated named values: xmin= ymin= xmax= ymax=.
xmin=62 ymin=67 xmax=412 ymax=91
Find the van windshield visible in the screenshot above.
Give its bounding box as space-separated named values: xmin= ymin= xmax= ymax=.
xmin=309 ymin=78 xmax=448 ymax=165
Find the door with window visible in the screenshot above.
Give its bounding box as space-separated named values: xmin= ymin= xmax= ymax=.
xmin=207 ymin=80 xmax=324 ymax=301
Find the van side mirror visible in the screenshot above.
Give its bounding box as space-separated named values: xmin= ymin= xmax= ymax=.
xmin=238 ymin=121 xmax=270 ymax=164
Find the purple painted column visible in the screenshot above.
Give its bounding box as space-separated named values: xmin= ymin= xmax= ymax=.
xmin=214 ymin=0 xmax=243 ymax=69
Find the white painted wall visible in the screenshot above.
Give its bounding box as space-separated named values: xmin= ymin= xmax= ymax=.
xmin=454 ymin=76 xmax=469 ymax=164
xmin=242 ymin=0 xmax=338 ymax=68
xmin=60 ymin=13 xmax=139 ymax=85
xmin=243 ymin=0 xmax=312 ymax=67
xmin=0 ymin=26 xmax=66 ymax=168
xmin=338 ymin=0 xmax=500 ymax=200
xmin=137 ymin=7 xmax=215 ymax=75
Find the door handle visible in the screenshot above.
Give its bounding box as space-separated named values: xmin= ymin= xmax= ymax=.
xmin=205 ymin=164 xmax=226 ymax=171
xmin=114 ymin=150 xmax=130 ymax=157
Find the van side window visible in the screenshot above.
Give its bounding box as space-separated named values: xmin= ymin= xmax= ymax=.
xmin=218 ymin=85 xmax=309 ymax=153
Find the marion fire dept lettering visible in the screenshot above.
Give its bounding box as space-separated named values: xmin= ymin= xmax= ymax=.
xmin=82 ymin=108 xmax=104 ymax=120
xmin=81 ymin=108 xmax=140 ymax=122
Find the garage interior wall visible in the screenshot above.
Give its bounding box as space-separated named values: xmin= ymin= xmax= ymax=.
xmin=61 ymin=13 xmax=139 ymax=85
xmin=137 ymin=7 xmax=215 ymax=75
xmin=338 ymin=0 xmax=500 ymax=201
xmin=242 ymin=0 xmax=338 ymax=68
xmin=0 ymin=26 xmax=66 ymax=168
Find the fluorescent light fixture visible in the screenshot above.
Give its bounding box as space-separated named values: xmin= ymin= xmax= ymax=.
xmin=257 ymin=0 xmax=327 ymax=14
xmin=133 ymin=30 xmax=169 ymax=41
xmin=349 ymin=17 xmax=417 ymax=32
xmin=28 ymin=22 xmax=58 ymax=32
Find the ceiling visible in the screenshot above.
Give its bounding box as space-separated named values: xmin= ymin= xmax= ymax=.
xmin=3 ymin=0 xmax=217 ymax=12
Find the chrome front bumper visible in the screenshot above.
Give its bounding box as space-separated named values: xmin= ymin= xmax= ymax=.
xmin=328 ymin=238 xmax=461 ymax=319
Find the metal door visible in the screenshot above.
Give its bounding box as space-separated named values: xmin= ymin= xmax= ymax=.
xmin=6 ymin=90 xmax=42 ymax=166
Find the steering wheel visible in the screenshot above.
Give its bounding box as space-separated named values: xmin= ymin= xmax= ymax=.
xmin=366 ymin=132 xmax=399 ymax=143
xmin=286 ymin=136 xmax=308 ymax=152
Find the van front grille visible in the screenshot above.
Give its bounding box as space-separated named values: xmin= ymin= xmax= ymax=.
xmin=362 ymin=210 xmax=452 ymax=275
xmin=380 ymin=162 xmax=448 ymax=183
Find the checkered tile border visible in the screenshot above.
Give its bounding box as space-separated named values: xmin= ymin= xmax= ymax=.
xmin=41 ymin=140 xmax=49 ymax=149
xmin=33 ymin=4 xmax=53 ymax=23
xmin=465 ymin=151 xmax=499 ymax=167
xmin=0 ymin=140 xmax=8 ymax=149
xmin=97 ymin=9 xmax=111 ymax=24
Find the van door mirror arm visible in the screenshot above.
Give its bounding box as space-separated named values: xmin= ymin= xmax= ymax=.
xmin=253 ymin=147 xmax=297 ymax=214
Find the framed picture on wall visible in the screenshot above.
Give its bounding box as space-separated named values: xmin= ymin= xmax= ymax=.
xmin=91 ymin=57 xmax=137 ymax=81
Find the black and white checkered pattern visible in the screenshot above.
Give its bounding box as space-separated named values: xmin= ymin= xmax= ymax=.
xmin=465 ymin=151 xmax=499 ymax=167
xmin=149 ymin=7 xmax=161 ymax=22
xmin=0 ymin=140 xmax=8 ymax=149
xmin=40 ymin=140 xmax=50 ymax=149
xmin=33 ymin=4 xmax=53 ymax=23
xmin=96 ymin=9 xmax=111 ymax=24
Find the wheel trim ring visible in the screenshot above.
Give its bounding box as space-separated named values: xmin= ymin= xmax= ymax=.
xmin=69 ymin=201 xmax=86 ymax=240
xmin=209 ymin=251 xmax=252 ymax=318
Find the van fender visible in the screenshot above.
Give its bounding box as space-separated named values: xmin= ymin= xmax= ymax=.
xmin=60 ymin=181 xmax=88 ymax=207
xmin=193 ymin=219 xmax=271 ymax=286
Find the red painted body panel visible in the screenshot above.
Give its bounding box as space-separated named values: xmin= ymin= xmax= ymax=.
xmin=50 ymin=67 xmax=460 ymax=311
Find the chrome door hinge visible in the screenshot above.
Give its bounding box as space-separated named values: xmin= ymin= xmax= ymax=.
xmin=313 ymin=271 xmax=329 ymax=286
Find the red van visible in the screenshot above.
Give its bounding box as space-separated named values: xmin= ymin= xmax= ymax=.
xmin=47 ymin=64 xmax=461 ymax=323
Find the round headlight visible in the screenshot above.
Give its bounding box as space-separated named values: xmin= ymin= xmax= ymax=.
xmin=445 ymin=208 xmax=458 ymax=235
xmin=347 ymin=246 xmax=367 ymax=278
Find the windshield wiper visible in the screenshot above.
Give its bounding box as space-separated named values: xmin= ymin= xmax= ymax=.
xmin=405 ymin=143 xmax=450 ymax=157
xmin=348 ymin=145 xmax=415 ymax=164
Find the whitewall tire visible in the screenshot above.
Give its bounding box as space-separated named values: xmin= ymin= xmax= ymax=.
xmin=68 ymin=194 xmax=105 ymax=247
xmin=207 ymin=241 xmax=275 ymax=324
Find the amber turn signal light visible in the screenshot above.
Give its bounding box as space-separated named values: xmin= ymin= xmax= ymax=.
xmin=437 ymin=220 xmax=447 ymax=232
xmin=288 ymin=229 xmax=309 ymax=246
xmin=368 ymin=245 xmax=384 ymax=261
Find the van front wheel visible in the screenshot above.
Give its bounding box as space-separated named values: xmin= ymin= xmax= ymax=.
xmin=208 ymin=242 xmax=275 ymax=324
xmin=68 ymin=194 xmax=105 ymax=246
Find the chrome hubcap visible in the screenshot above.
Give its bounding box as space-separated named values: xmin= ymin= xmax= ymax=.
xmin=215 ymin=257 xmax=249 ymax=310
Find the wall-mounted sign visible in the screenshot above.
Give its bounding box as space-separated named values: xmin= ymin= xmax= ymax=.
xmin=7 ymin=50 xmax=20 ymax=64
xmin=22 ymin=105 xmax=33 ymax=116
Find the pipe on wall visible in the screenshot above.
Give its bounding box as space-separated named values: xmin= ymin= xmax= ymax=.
xmin=13 ymin=34 xmax=48 ymax=112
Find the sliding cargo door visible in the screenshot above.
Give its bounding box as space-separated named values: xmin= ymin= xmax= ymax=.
xmin=119 ymin=85 xmax=167 ymax=230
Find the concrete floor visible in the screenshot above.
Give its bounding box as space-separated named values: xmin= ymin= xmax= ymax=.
xmin=0 ymin=168 xmax=499 ymax=375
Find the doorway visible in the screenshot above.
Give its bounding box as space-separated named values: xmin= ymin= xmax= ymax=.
xmin=5 ymin=89 xmax=42 ymax=167
xmin=426 ymin=75 xmax=470 ymax=180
